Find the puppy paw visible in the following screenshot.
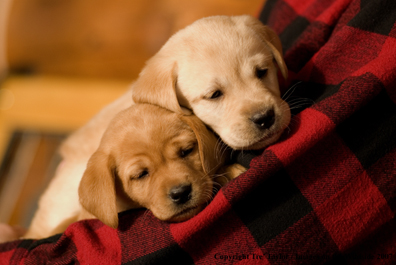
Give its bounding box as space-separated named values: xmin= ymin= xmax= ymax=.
xmin=225 ymin=163 xmax=247 ymax=179
xmin=215 ymin=163 xmax=247 ymax=186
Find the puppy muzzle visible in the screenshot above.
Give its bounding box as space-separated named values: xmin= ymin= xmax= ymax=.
xmin=168 ymin=184 xmax=192 ymax=205
xmin=250 ymin=108 xmax=276 ymax=130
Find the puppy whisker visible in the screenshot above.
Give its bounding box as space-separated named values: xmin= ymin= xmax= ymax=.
xmin=287 ymin=98 xmax=315 ymax=106
xmin=215 ymin=139 xmax=228 ymax=162
xmin=141 ymin=209 xmax=152 ymax=223
xmin=282 ymin=81 xmax=303 ymax=102
xmin=213 ymin=174 xmax=230 ymax=187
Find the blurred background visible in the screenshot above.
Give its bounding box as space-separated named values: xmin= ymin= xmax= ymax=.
xmin=0 ymin=0 xmax=264 ymax=228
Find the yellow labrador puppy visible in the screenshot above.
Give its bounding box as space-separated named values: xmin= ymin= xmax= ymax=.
xmin=133 ymin=15 xmax=290 ymax=150
xmin=78 ymin=104 xmax=232 ymax=229
xmin=26 ymin=103 xmax=235 ymax=238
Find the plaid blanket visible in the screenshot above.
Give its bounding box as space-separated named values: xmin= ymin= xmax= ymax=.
xmin=1 ymin=0 xmax=396 ymax=264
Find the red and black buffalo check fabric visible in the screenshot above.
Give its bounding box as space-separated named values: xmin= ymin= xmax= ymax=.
xmin=1 ymin=0 xmax=396 ymax=264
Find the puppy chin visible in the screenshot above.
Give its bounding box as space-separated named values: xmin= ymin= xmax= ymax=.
xmin=171 ymin=205 xmax=204 ymax=222
xmin=246 ymin=132 xmax=282 ymax=150
xmin=158 ymin=204 xmax=204 ymax=222
xmin=226 ymin=130 xmax=283 ymax=150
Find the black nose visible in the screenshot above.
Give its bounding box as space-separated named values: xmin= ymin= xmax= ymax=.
xmin=251 ymin=109 xmax=275 ymax=130
xmin=169 ymin=184 xmax=192 ymax=205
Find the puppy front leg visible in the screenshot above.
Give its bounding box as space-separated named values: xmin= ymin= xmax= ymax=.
xmin=215 ymin=163 xmax=247 ymax=186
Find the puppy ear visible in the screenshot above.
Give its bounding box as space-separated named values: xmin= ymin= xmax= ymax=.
xmin=78 ymin=151 xmax=119 ymax=229
xmin=132 ymin=58 xmax=191 ymax=115
xmin=180 ymin=115 xmax=227 ymax=175
xmin=240 ymin=15 xmax=288 ymax=80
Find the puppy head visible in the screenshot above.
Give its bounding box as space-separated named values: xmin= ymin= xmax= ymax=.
xmin=78 ymin=104 xmax=225 ymax=228
xmin=133 ymin=15 xmax=290 ymax=150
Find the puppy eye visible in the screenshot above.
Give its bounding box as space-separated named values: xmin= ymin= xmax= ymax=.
xmin=208 ymin=90 xmax=223 ymax=100
xmin=135 ymin=170 xmax=149 ymax=179
xmin=180 ymin=146 xmax=194 ymax=158
xmin=256 ymin=68 xmax=268 ymax=79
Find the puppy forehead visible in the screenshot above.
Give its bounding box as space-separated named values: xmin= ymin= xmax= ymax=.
xmin=176 ymin=28 xmax=272 ymax=78
xmin=179 ymin=17 xmax=268 ymax=55
xmin=110 ymin=104 xmax=182 ymax=131
xmin=111 ymin=106 xmax=195 ymax=156
xmin=101 ymin=104 xmax=188 ymax=150
xmin=123 ymin=107 xmax=191 ymax=139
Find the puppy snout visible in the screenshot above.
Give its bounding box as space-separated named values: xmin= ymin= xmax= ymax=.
xmin=251 ymin=109 xmax=275 ymax=130
xmin=169 ymin=184 xmax=192 ymax=205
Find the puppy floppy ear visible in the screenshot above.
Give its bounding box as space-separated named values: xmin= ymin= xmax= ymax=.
xmin=132 ymin=57 xmax=192 ymax=115
xmin=180 ymin=115 xmax=227 ymax=175
xmin=239 ymin=15 xmax=288 ymax=80
xmin=78 ymin=151 xmax=119 ymax=229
